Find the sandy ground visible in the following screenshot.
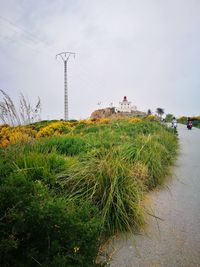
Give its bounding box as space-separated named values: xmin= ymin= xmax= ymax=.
xmin=105 ymin=124 xmax=200 ymax=267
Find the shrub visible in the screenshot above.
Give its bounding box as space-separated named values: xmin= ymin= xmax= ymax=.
xmin=0 ymin=126 xmax=36 ymax=148
xmin=0 ymin=147 xmax=19 ymax=181
xmin=191 ymin=116 xmax=200 ymax=128
xmin=0 ymin=173 xmax=103 ymax=267
xmin=96 ymin=118 xmax=110 ymax=124
xmin=128 ymin=117 xmax=141 ymax=123
xmin=165 ymin=114 xmax=174 ymax=122
xmin=178 ymin=116 xmax=187 ymax=124
xmin=30 ymin=120 xmax=59 ymax=131
xmin=145 ymin=115 xmax=157 ymax=121
xmin=36 ymin=122 xmax=72 ymax=138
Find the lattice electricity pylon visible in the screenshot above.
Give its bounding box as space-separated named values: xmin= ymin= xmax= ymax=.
xmin=56 ymin=51 xmax=75 ymax=120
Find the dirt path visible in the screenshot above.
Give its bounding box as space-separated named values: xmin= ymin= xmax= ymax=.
xmin=108 ymin=124 xmax=200 ymax=267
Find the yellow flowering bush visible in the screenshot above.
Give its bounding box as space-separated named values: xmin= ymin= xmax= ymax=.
xmin=36 ymin=122 xmax=72 ymax=138
xmin=96 ymin=118 xmax=110 ymax=124
xmin=146 ymin=115 xmax=157 ymax=121
xmin=0 ymin=125 xmax=36 ymax=148
xmin=193 ymin=116 xmax=200 ymax=121
xmin=76 ymin=118 xmax=110 ymax=126
xmin=77 ymin=119 xmax=94 ymax=125
xmin=128 ymin=117 xmax=142 ymax=123
xmin=85 ymin=119 xmax=95 ymax=125
xmin=76 ymin=120 xmax=87 ymax=126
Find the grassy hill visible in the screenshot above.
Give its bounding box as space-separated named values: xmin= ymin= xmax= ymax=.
xmin=0 ymin=117 xmax=178 ymax=266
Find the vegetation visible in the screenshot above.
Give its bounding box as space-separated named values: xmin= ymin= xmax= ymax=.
xmin=165 ymin=113 xmax=174 ymax=122
xmin=178 ymin=115 xmax=200 ymax=128
xmin=0 ymin=89 xmax=41 ymax=126
xmin=0 ymin=117 xmax=178 ymax=266
xmin=156 ymin=107 xmax=165 ymax=119
xmin=147 ymin=109 xmax=152 ymax=115
xmin=192 ymin=116 xmax=200 ymax=128
xmin=0 ymin=173 xmax=102 ymax=267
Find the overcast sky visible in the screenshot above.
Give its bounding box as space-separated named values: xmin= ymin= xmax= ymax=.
xmin=0 ymin=0 xmax=200 ymax=120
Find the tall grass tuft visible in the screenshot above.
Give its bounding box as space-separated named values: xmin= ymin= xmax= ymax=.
xmin=58 ymin=148 xmax=148 ymax=235
xmin=35 ymin=136 xmax=87 ymax=156
xmin=121 ymin=131 xmax=178 ymax=189
xmin=13 ymin=151 xmax=67 ymax=187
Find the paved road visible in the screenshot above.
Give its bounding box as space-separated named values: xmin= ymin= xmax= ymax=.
xmin=108 ymin=124 xmax=200 ymax=267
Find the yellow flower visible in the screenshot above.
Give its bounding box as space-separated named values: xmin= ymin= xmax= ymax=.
xmin=193 ymin=116 xmax=200 ymax=121
xmin=73 ymin=246 xmax=80 ymax=253
xmin=97 ymin=118 xmax=109 ymax=124
xmin=37 ymin=122 xmax=72 ymax=138
xmin=85 ymin=119 xmax=94 ymax=125
xmin=128 ymin=117 xmax=141 ymax=123
xmin=146 ymin=115 xmax=157 ymax=121
xmin=0 ymin=126 xmax=36 ymax=148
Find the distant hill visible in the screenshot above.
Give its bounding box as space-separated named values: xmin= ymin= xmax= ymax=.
xmin=90 ymin=107 xmax=146 ymax=119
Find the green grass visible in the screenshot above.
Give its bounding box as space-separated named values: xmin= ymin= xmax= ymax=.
xmin=54 ymin=120 xmax=178 ymax=233
xmin=0 ymin=119 xmax=178 ymax=265
xmin=13 ymin=151 xmax=67 ymax=185
xmin=57 ymin=149 xmax=146 ymax=234
xmin=34 ymin=136 xmax=87 ymax=156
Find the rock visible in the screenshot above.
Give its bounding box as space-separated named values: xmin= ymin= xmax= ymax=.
xmin=90 ymin=107 xmax=146 ymax=119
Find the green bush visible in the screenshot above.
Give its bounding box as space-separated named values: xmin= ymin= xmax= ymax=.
xmin=165 ymin=113 xmax=173 ymax=122
xmin=14 ymin=151 xmax=67 ymax=187
xmin=0 ymin=148 xmax=16 ymax=181
xmin=192 ymin=118 xmax=200 ymax=128
xmin=0 ymin=173 xmax=103 ymax=267
xmin=35 ymin=136 xmax=87 ymax=156
xmin=178 ymin=116 xmax=187 ymax=124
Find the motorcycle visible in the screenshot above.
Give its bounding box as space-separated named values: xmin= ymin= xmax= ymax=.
xmin=187 ymin=121 xmax=192 ymax=130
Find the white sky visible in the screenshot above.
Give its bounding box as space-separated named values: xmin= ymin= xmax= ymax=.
xmin=0 ymin=0 xmax=200 ymax=120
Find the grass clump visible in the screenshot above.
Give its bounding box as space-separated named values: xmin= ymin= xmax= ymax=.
xmin=58 ymin=148 xmax=148 ymax=234
xmin=35 ymin=136 xmax=87 ymax=156
xmin=14 ymin=151 xmax=67 ymax=186
xmin=122 ymin=131 xmax=178 ymax=189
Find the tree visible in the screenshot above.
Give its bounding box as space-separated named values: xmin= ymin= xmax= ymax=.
xmin=147 ymin=109 xmax=152 ymax=115
xmin=0 ymin=89 xmax=41 ymax=126
xmin=156 ymin=108 xmax=164 ymax=119
xmin=165 ymin=113 xmax=174 ymax=122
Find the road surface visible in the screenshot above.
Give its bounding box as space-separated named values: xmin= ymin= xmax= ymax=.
xmin=107 ymin=124 xmax=200 ymax=267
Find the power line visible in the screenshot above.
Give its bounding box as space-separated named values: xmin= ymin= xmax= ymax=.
xmin=0 ymin=33 xmax=40 ymax=53
xmin=0 ymin=15 xmax=47 ymax=45
xmin=0 ymin=16 xmax=58 ymax=59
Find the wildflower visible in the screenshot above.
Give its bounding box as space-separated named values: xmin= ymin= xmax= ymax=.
xmin=73 ymin=246 xmax=80 ymax=253
xmin=128 ymin=117 xmax=141 ymax=123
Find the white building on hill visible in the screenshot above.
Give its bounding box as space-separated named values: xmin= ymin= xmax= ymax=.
xmin=115 ymin=96 xmax=137 ymax=113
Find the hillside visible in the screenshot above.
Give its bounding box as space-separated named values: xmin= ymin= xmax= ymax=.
xmin=90 ymin=107 xmax=146 ymax=119
xmin=0 ymin=118 xmax=178 ymax=266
